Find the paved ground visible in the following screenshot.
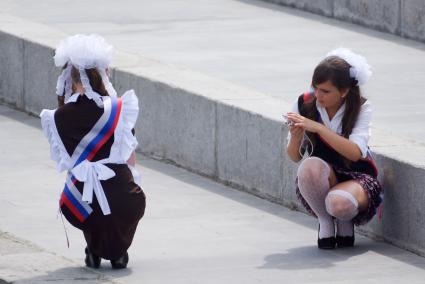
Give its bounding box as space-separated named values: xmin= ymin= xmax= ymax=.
xmin=0 ymin=231 xmax=117 ymax=283
xmin=1 ymin=104 xmax=425 ymax=283
xmin=0 ymin=0 xmax=425 ymax=143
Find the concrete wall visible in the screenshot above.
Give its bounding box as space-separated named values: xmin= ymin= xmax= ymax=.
xmin=262 ymin=0 xmax=425 ymax=43
xmin=1 ymin=29 xmax=425 ymax=256
xmin=0 ymin=31 xmax=59 ymax=112
xmin=0 ymin=32 xmax=25 ymax=109
xmin=264 ymin=0 xmax=334 ymax=16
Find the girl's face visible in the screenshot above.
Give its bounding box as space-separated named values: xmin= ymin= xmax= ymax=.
xmin=313 ymin=80 xmax=348 ymax=110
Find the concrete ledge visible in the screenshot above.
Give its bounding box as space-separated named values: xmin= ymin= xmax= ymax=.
xmin=334 ymin=0 xmax=401 ymax=35
xmin=1 ymin=15 xmax=425 ymax=256
xmin=261 ymin=0 xmax=425 ymax=43
xmin=264 ymin=0 xmax=334 ymax=17
xmin=0 ymin=32 xmax=24 ymax=109
xmin=401 ymin=0 xmax=425 ymax=41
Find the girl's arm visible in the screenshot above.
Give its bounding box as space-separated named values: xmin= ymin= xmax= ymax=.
xmin=287 ymin=112 xmax=362 ymax=162
xmin=286 ymin=125 xmax=304 ymax=162
xmin=316 ymin=125 xmax=362 ymax=161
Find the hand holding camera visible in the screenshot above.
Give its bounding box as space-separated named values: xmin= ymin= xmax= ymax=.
xmin=282 ymin=114 xmax=294 ymax=126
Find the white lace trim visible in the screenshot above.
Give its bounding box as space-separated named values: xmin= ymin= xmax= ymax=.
xmin=98 ymin=68 xmax=117 ymax=97
xmin=54 ymin=34 xmax=113 ymax=69
xmin=79 ymin=68 xmax=104 ymax=107
xmin=41 ymin=90 xmax=140 ymax=180
xmin=40 ymin=109 xmax=71 ymax=172
xmin=106 ymin=90 xmax=139 ymax=163
xmin=56 ymin=64 xmax=72 ymax=97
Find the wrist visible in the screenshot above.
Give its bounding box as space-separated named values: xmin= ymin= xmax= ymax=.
xmin=315 ymin=123 xmax=325 ymax=135
xmin=291 ymin=134 xmax=303 ymax=144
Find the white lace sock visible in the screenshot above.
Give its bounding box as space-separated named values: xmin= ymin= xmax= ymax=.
xmin=325 ymin=189 xmax=359 ymax=221
xmin=325 ymin=190 xmax=359 ymax=238
xmin=336 ymin=220 xmax=354 ymax=237
xmin=297 ymin=157 xmax=334 ymax=239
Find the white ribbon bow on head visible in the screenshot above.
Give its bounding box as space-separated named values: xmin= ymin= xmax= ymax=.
xmin=71 ymin=160 xmax=116 ymax=215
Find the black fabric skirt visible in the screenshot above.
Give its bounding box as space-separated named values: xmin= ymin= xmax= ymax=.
xmin=60 ymin=164 xmax=146 ymax=260
xmin=295 ymin=165 xmax=383 ymax=226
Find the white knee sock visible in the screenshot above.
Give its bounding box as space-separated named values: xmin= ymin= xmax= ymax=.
xmin=325 ymin=189 xmax=359 ymax=221
xmin=297 ymin=157 xmax=334 ymax=239
xmin=325 ymin=190 xmax=358 ymax=237
xmin=336 ymin=220 xmax=354 ymax=237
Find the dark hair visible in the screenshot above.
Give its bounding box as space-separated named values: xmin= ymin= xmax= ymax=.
xmin=71 ymin=66 xmax=109 ymax=97
xmin=305 ymin=56 xmax=366 ymax=138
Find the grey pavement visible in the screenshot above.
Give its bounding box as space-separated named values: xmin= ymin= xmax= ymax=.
xmin=1 ymin=103 xmax=425 ymax=283
xmin=0 ymin=232 xmax=118 ymax=284
xmin=1 ymin=0 xmax=425 ymax=143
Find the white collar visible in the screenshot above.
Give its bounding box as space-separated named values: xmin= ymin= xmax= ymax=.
xmin=315 ymin=100 xmax=346 ymax=134
xmin=64 ymin=92 xmax=104 ymax=107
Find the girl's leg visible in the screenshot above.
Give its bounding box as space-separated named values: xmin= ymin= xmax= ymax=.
xmin=325 ymin=180 xmax=369 ymax=240
xmin=297 ymin=157 xmax=337 ymax=239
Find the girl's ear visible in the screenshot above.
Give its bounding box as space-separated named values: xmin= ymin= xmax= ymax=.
xmin=341 ymin=88 xmax=349 ymax=99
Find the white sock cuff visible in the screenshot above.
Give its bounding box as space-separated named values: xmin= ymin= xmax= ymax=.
xmin=327 ymin=189 xmax=359 ymax=208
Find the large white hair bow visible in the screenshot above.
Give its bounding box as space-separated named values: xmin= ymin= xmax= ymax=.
xmin=327 ymin=47 xmax=372 ymax=86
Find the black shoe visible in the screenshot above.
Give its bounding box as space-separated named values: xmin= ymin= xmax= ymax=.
xmin=111 ymin=252 xmax=129 ymax=269
xmin=85 ymin=247 xmax=101 ymax=269
xmin=317 ymin=224 xmax=336 ymax=249
xmin=318 ymin=236 xmax=336 ymax=249
xmin=336 ymin=235 xmax=355 ymax=248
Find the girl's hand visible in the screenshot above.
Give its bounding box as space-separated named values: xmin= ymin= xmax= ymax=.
xmin=286 ymin=112 xmax=323 ymax=133
xmin=289 ymin=124 xmax=304 ymax=142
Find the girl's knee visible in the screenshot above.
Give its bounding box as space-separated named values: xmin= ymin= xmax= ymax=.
xmin=325 ymin=190 xmax=359 ymax=221
xmin=297 ymin=157 xmax=330 ymax=181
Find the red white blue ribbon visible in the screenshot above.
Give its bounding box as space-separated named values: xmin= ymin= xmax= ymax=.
xmin=60 ymin=95 xmax=122 ymax=222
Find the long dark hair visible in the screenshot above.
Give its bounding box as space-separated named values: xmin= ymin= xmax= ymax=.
xmin=302 ymin=56 xmax=366 ymax=138
xmin=71 ymin=66 xmax=109 ymax=97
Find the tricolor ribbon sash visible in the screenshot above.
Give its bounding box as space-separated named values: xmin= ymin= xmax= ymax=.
xmin=60 ymin=95 xmax=122 ymax=222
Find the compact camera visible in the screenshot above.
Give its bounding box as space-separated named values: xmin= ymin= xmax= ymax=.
xmin=282 ymin=114 xmax=294 ymax=126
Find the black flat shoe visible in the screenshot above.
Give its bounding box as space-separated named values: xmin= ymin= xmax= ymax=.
xmin=336 ymin=235 xmax=355 ymax=248
xmin=111 ymin=252 xmax=129 ymax=269
xmin=317 ymin=223 xmax=336 ymax=249
xmin=85 ymin=247 xmax=101 ymax=269
xmin=318 ymin=236 xmax=336 ymax=249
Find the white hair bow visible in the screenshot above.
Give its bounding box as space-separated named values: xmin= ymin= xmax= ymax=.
xmin=327 ymin=47 xmax=372 ymax=86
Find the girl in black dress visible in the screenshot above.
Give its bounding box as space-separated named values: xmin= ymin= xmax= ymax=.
xmin=41 ymin=34 xmax=146 ymax=268
xmin=286 ymin=48 xmax=382 ymax=249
